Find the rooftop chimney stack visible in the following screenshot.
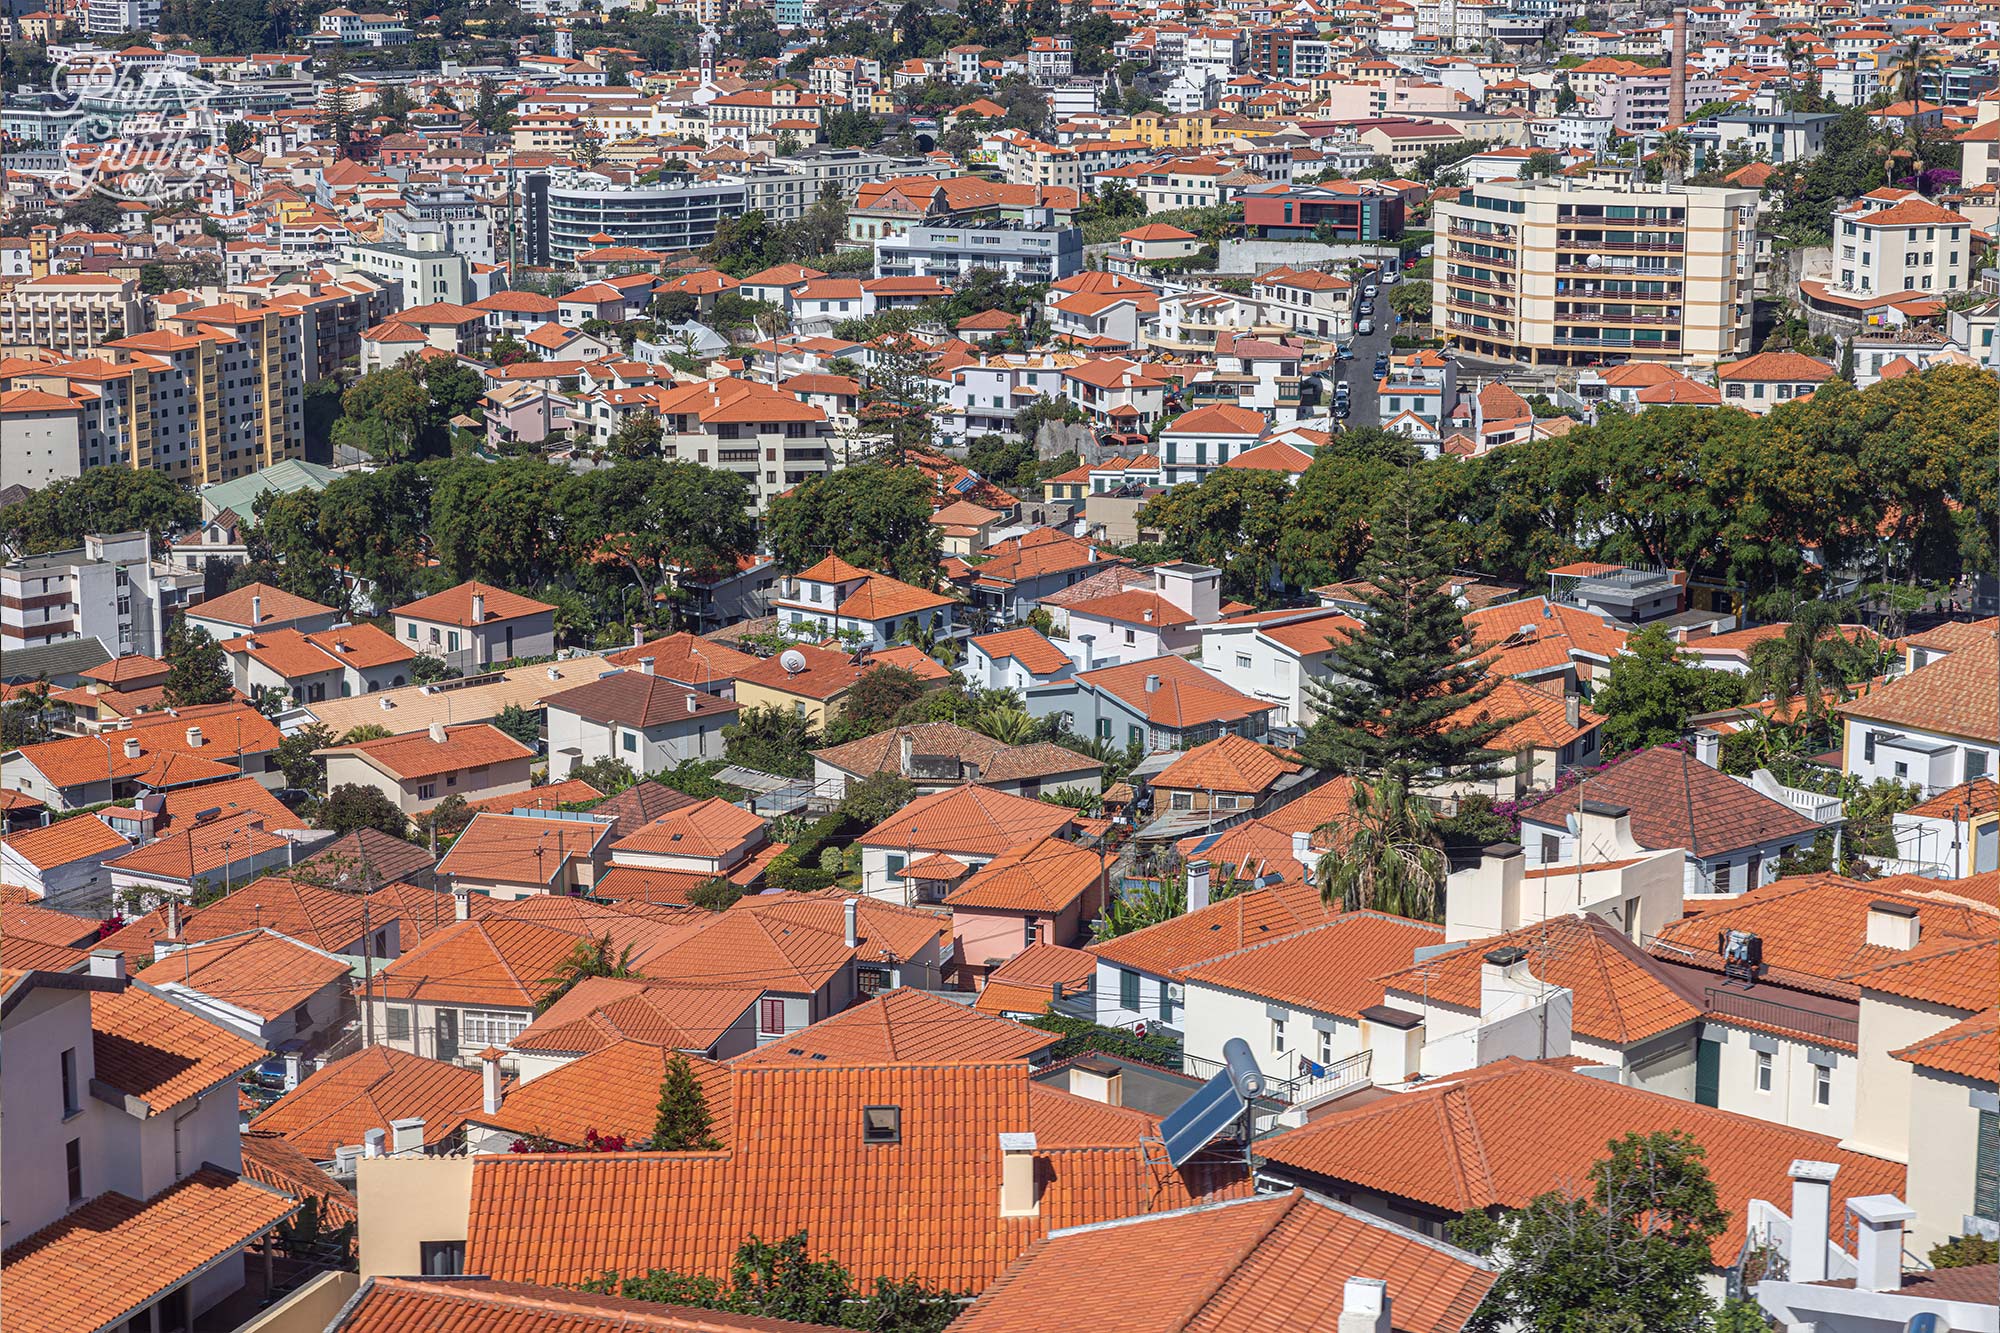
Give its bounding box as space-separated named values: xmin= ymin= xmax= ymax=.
xmin=1789 ymin=1160 xmax=1841 ymax=1284
xmin=633 ymin=623 xmax=646 ymax=648
xmin=428 ymin=721 xmax=448 ymax=744
xmin=637 ymin=656 xmax=656 ymax=676
xmin=363 ymin=1127 xmax=385 ymax=1158
xmin=1865 ymin=901 xmax=1920 ymax=951
xmin=165 ymin=898 xmax=181 ymax=939
xmin=1564 ymin=693 xmax=1580 ymax=730
xmin=998 ymin=1133 xmax=1040 ymax=1217
xmin=1357 ymin=1005 xmax=1425 ymax=1088
xmin=453 ymin=885 xmax=470 ymax=921
xmin=251 ymin=593 xmax=262 ymax=626
xmin=1144 ymin=673 xmax=1161 ymax=693
xmin=185 ymin=726 xmax=202 ymax=748
xmin=123 ymin=736 xmax=141 ymax=759
xmin=1669 ymin=11 xmax=1689 ymax=129
xmin=1186 ymin=859 xmax=1212 ymax=913
xmin=844 ymin=896 xmax=859 ymax=949
xmin=1693 ymin=731 xmax=1721 ymax=768
xmin=686 ymin=692 xmax=699 ymax=714
xmin=471 ymin=592 xmax=486 ymax=624
xmin=1337 ymin=1277 xmax=1391 ymax=1333
xmin=88 ymin=948 xmax=126 ymax=982
xmin=1848 ymin=1195 xmax=1917 ymax=1293
xmin=389 ymin=1118 xmax=425 ymax=1155
xmin=480 ymin=1047 xmax=505 ymax=1116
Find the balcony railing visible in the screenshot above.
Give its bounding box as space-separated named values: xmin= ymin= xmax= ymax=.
xmin=1704 ymin=987 xmax=1858 ymax=1047
xmin=1448 ymin=225 xmax=1517 ymax=243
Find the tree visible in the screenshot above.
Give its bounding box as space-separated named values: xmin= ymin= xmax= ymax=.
xmin=687 ymin=877 xmax=744 ymax=911
xmin=1655 ymin=130 xmax=1692 ymax=189
xmin=723 ymin=707 xmax=822 ymax=779
xmin=273 ymin=723 xmax=335 ymax=793
xmin=534 ymin=934 xmax=638 ymax=1013
xmin=1591 ymin=627 xmax=1749 ymax=756
xmin=573 ymin=756 xmax=641 ymax=794
xmin=1092 ymin=877 xmax=1186 ymax=941
xmin=1449 ymin=1131 xmax=1728 ymax=1333
xmin=318 ymin=784 xmax=410 ymax=839
xmin=1388 ymin=280 xmax=1432 ymax=322
xmin=330 ymin=368 xmax=433 ymax=462
xmin=163 ymin=621 xmax=235 ymax=707
xmin=1298 ymin=476 xmax=1512 ymax=787
xmin=839 ymin=772 xmax=916 ymax=827
xmin=1744 ymin=602 xmax=1879 ymax=733
xmin=492 ymin=704 xmax=542 ymax=750
xmin=0 ymin=467 xmax=199 ymax=554
xmin=1137 ymin=468 xmax=1290 ymax=602
xmin=825 ymin=667 xmax=928 ymax=743
xmin=1275 ymin=429 xmax=1421 ymax=589
xmin=648 ymin=1053 xmax=721 ymax=1150
xmin=609 ymin=412 xmax=665 ymax=460
xmin=338 ymin=723 xmax=394 ymax=744
xmin=1313 ymin=778 xmax=1450 ymax=919
xmin=765 ymin=465 xmax=942 ymax=588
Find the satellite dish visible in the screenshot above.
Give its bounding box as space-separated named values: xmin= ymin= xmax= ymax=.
xmin=1586 ymin=254 xmax=1603 ymax=268
xmin=779 ymin=649 xmax=808 ymax=675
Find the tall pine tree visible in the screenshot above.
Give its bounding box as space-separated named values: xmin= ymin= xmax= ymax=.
xmin=649 ymin=1053 xmax=720 ymax=1151
xmin=163 ymin=619 xmax=235 ymax=708
xmin=1301 ymin=472 xmax=1514 ymax=788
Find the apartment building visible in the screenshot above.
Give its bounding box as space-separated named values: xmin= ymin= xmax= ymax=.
xmin=1431 ymin=178 xmax=1758 ymax=367
xmin=585 ymin=377 xmax=836 ymax=510
xmin=337 ymin=234 xmax=479 ymax=309
xmin=0 ymin=531 xmax=202 ymax=657
xmin=1827 ymin=193 xmax=1973 ymax=302
xmin=0 ymin=274 xmax=147 ymax=356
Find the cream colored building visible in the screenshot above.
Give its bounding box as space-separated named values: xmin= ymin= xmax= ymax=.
xmin=0 ymin=274 xmax=146 ymax=356
xmin=1831 ymin=194 xmax=1973 ymax=300
xmin=1431 ymin=178 xmax=1759 ymax=367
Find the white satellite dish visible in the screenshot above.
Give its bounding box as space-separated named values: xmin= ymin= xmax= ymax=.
xmin=779 ymin=649 xmax=808 ymax=675
xmin=1586 ymin=254 xmax=1603 ymax=268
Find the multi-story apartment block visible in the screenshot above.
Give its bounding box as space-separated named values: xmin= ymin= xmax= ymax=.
xmin=337 ymin=234 xmax=478 ymax=310
xmin=536 ymin=176 xmax=748 ymax=264
xmin=383 ymin=189 xmax=496 ymax=267
xmin=0 ymin=274 xmax=147 ymax=356
xmin=1822 ymin=192 xmax=1973 ymax=305
xmin=1431 ymin=178 xmax=1758 ymax=366
xmin=0 ymin=531 xmax=204 ymax=657
xmin=577 ymin=378 xmax=835 ymax=510
xmin=874 ymin=215 xmax=1084 ymax=284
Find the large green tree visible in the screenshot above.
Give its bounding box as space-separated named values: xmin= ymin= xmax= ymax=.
xmin=1590 ymin=627 xmax=1748 ymax=756
xmin=1299 ymin=475 xmax=1512 ymax=787
xmin=648 ymin=1053 xmax=721 ymax=1151
xmin=766 ymin=465 xmax=942 ymax=588
xmin=1450 ymin=1131 xmax=1729 ymax=1333
xmin=0 ymin=468 xmax=198 ymax=554
xmin=162 ymin=621 xmax=235 ymax=708
xmin=1137 ymin=468 xmax=1289 ymax=602
xmin=1275 ymin=429 xmax=1423 ymax=590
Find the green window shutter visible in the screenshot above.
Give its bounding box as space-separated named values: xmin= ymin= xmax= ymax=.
xmin=1119 ymin=969 xmax=1140 ymax=1011
xmin=1976 ymin=1110 xmax=2000 ymax=1222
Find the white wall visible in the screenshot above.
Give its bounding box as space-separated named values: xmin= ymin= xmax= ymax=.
xmin=1845 ymin=990 xmax=1968 ymax=1163
xmin=1903 ymin=1066 xmax=1997 ymax=1252
xmin=1181 ymin=979 xmax=1362 ymax=1079
xmin=1705 ymin=1023 xmax=1857 ymax=1139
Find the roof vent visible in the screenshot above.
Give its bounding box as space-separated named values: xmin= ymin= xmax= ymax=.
xmin=185 ymin=726 xmax=203 ymax=748
xmin=1144 ymin=674 xmax=1161 ymax=693
xmin=428 ymin=722 xmax=448 ymax=743
xmin=379 ymin=696 xmax=394 ymax=710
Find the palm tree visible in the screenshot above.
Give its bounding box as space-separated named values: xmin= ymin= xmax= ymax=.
xmin=1746 ymin=603 xmax=1878 ymax=736
xmin=1656 ymin=130 xmax=1692 ymax=189
xmin=1313 ymin=778 xmax=1449 ymax=921
xmin=1893 ymin=36 xmax=1944 ymax=174
xmin=534 ymin=934 xmax=637 ymax=1013
xmin=972 ymin=705 xmax=1037 ymax=744
xmin=1092 ymin=876 xmax=1186 ymax=942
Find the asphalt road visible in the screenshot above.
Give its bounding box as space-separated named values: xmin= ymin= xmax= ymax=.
xmin=1327 ymin=291 xmax=1402 ymax=431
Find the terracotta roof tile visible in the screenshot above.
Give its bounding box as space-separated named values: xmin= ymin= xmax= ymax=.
xmin=1905 ymin=777 xmax=1999 ymax=820
xmin=604 ymin=632 xmax=764 ymax=680
xmin=238 ymin=1128 xmax=358 ymax=1229
xmin=970 ymin=627 xmax=1074 ymax=676
xmin=137 ymin=929 xmax=350 ymax=1019
xmin=436 ymin=812 xmax=617 ymax=885
xmin=1520 ymin=746 xmax=1826 ymax=857
xmin=462 ymin=779 xmax=604 ymax=816
xmin=392 ymin=580 xmax=557 ymax=627
xmin=318 ymin=722 xmax=534 ymax=782
xmin=92 ymin=980 xmax=267 ymax=1113
xmin=331 ymin=1277 xmax=851 ymax=1332
xmin=1092 ymin=880 xmax=1343 ymax=981
xmin=542 ymin=671 xmax=740 ymax=728
xmin=1845 ymin=935 xmax=1998 ymax=1010
xmin=1154 ymin=735 xmax=1302 ymax=794
xmin=193 ymin=580 xmax=336 ymax=628
xmin=953 ymin=1189 xmax=1495 ymax=1333
xmin=250 ymin=1046 xmax=485 ymax=1161
xmin=611 ymin=797 xmax=765 ymax=860
xmin=1891 ymin=1006 xmax=1998 ymax=1082
xmin=1186 ymin=910 xmax=1443 ymax=1020
xmin=857 ymin=785 xmax=1078 ymax=858
xmin=1256 ymin=1058 xmax=1905 ymax=1264
xmin=470 ymin=1041 xmax=733 ymax=1148
xmin=1841 ymin=637 xmax=1997 ymax=741
xmin=0 ymin=1169 xmax=298 ymax=1333
xmin=1075 ymin=656 xmax=1274 ymax=730
xmin=739 ymin=987 xmax=1056 ymax=1067
xmin=508 ymin=976 xmax=764 ymax=1056
xmin=944 ymin=837 xmax=1105 ymax=917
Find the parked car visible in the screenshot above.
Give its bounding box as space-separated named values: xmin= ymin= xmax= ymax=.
xmin=1358 ymin=319 xmax=1374 ymax=335
xmin=1334 ymin=400 xmax=1351 ymax=418
xmin=1335 ymin=343 xmax=1353 ymax=360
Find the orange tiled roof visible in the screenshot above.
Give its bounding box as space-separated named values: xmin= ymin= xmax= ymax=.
xmin=970 ymin=627 xmax=1073 ymax=676
xmin=392 ymin=580 xmax=557 ymax=627
xmin=1075 ymin=656 xmax=1273 ymax=730
xmin=0 ymin=1169 xmax=298 ymax=1333
xmin=192 ymin=580 xmax=335 ymax=628
xmin=1092 ymin=879 xmax=1343 ymax=981
xmin=975 ymin=941 xmax=1098 ymax=1015
xmin=1452 ymin=677 xmax=1601 ymax=752
xmin=856 ymin=784 xmax=1077 ymax=857
xmin=462 ymin=1061 xmax=1247 ymax=1294
xmin=952 ymin=1188 xmax=1496 ymax=1333
xmin=1904 ymin=776 xmax=1998 ymax=820
xmin=1184 ymin=909 xmax=1443 ymax=1020
xmin=1256 ymin=1058 xmax=1904 ymax=1264
xmin=238 ymin=1128 xmax=358 ymax=1230
xmin=1379 ymin=915 xmax=1701 ymax=1045
xmin=470 ymin=1041 xmax=733 ymax=1149
xmin=604 ymin=631 xmax=763 ymax=679
xmin=637 ymin=892 xmax=946 ymax=994
xmin=1650 ymin=874 xmax=1998 ymax=997
xmin=250 ymin=1046 xmax=485 ymax=1162
xmin=508 ymin=976 xmax=765 ymax=1057
xmin=92 ymin=980 xmax=267 ymax=1113
xmin=137 ymin=929 xmax=350 ymax=1019
xmin=738 ymin=987 xmax=1056 ymax=1066
xmin=1891 ymin=1005 xmax=1998 ymax=1082
xmin=328 ymin=1276 xmax=852 ymax=1331
xmin=1840 ymin=636 xmax=1997 ymax=741
xmin=1846 ymin=935 xmax=1998 ymax=1010
xmin=319 ymin=722 xmax=535 ymax=782
xmin=1153 ymin=734 xmax=1301 ymax=794
xmin=435 ymin=811 xmax=617 ymax=885
xmin=1520 ymin=746 xmax=1825 ymax=858
xmin=462 ymin=778 xmax=605 ymax=816
xmin=610 ymin=797 xmax=765 ymax=860
xmin=945 ymin=836 xmax=1104 ymax=916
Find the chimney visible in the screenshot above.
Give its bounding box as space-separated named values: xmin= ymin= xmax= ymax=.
xmin=380 ymin=695 xmax=394 ymax=710
xmin=428 ymin=721 xmax=448 ymax=743
xmin=1067 ymin=1058 xmax=1124 ymax=1106
xmin=123 ymin=736 xmax=141 ymax=759
xmin=1848 ymin=1195 xmax=1916 ymax=1293
xmin=633 ymin=623 xmax=645 ymax=647
xmin=638 ymin=656 xmax=656 ymax=676
xmin=1564 ymin=693 xmax=1580 ymax=730
xmin=1789 ymin=1160 xmax=1841 ymax=1284
xmin=1576 ymin=800 xmax=1642 ymax=861
xmin=1142 ymin=607 xmax=1154 ymax=624
xmin=844 ymin=897 xmax=859 ymax=949
xmin=1077 ymin=633 xmax=1094 ymax=671
xmin=899 ymin=732 xmax=915 ymax=777
xmin=1693 ymin=731 xmax=1721 ymax=768
xmin=998 ymin=1132 xmax=1040 ymax=1217
xmin=1479 ymin=945 xmax=1534 ymax=1014
xmin=1357 ymin=1005 xmax=1424 ymax=1087
xmin=1445 ymin=843 xmax=1524 ymax=942
xmin=471 ymin=592 xmax=486 ymax=624
xmin=1669 ymin=10 xmax=1689 ymax=126
xmin=363 ymin=1127 xmax=385 ymax=1158
xmin=251 ymin=593 xmax=262 ymax=625
xmin=185 ymin=726 xmax=203 ymax=748
xmin=165 ymin=898 xmax=181 ymax=939
xmin=1292 ymin=829 xmax=1316 ymax=875
xmin=1865 ymin=901 xmax=1919 ymax=951
xmin=1144 ymin=673 xmax=1161 ymax=693
xmin=480 ymin=1047 xmax=505 ymax=1116
xmin=546 ymin=666 xmax=561 ymax=681
xmin=1337 ymin=1277 xmax=1391 ymax=1333
xmin=389 ymin=1117 xmax=425 ymax=1155
xmin=283 ymin=1050 xmax=303 ymax=1089
xmin=1186 ymin=858 xmax=1212 ymax=913
xmin=1087 ymin=545 xmax=1098 ymax=563
xmin=453 ymin=885 xmax=470 ymax=921
xmin=685 ymin=692 xmax=699 ymax=714
xmin=88 ymin=948 xmax=126 ymax=981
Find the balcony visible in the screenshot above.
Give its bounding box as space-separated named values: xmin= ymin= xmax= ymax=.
xmin=1703 ymin=987 xmax=1857 ymax=1047
xmin=1446 ymin=317 xmax=1513 ymax=337
xmin=1447 ymin=273 xmax=1514 ymax=293
xmin=1556 ymin=308 xmax=1682 ymax=325
xmin=1447 ymin=224 xmax=1517 ymax=243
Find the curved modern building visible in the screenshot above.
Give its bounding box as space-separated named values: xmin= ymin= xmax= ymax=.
xmin=539 ymin=174 xmax=748 ymax=263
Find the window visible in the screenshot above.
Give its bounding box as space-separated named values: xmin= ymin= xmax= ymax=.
xmin=385 ymin=1006 xmax=411 ymax=1041
xmin=1170 ymin=791 xmax=1193 ymax=811
xmin=1539 ymin=833 xmax=1559 ymax=862
xmin=61 ymin=1047 xmax=79 ymax=1117
xmin=759 ymin=997 xmax=786 ymax=1035
xmin=1119 ymin=968 xmax=1140 ymax=1011
xmin=1318 ymin=1027 xmax=1334 ymax=1065
xmin=293 ymin=1003 xmax=312 ymax=1030
xmin=622 ymin=731 xmax=637 ymax=753
xmin=1747 ymin=853 xmax=1762 ymax=886
xmin=1864 ymin=730 xmax=1877 ymax=763
xmin=862 ymin=1105 xmax=901 ymax=1144
xmin=1894 ymin=761 xmax=1908 ymax=781
xmin=1970 ymin=750 xmax=1990 ymax=782
xmin=1813 ymin=1063 xmax=1832 ymax=1107
xmin=1755 ymin=1050 xmax=1773 ymax=1093
xmin=66 ymin=1138 xmax=83 ymax=1202
xmin=420 ymin=1241 xmax=466 ymax=1276
xmin=1976 ymin=1110 xmax=2000 ymax=1222
xmin=460 ymin=1008 xmax=528 ymax=1047
xmin=1714 ymin=862 xmax=1732 ymax=892
xmin=1271 ymin=1016 xmax=1287 ymax=1051
xmin=418 ymin=783 xmax=437 ymax=801
xmin=1235 ymin=653 xmax=1252 ymax=670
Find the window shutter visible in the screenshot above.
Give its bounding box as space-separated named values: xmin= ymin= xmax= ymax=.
xmin=1976 ymin=1110 xmax=2000 ymax=1222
